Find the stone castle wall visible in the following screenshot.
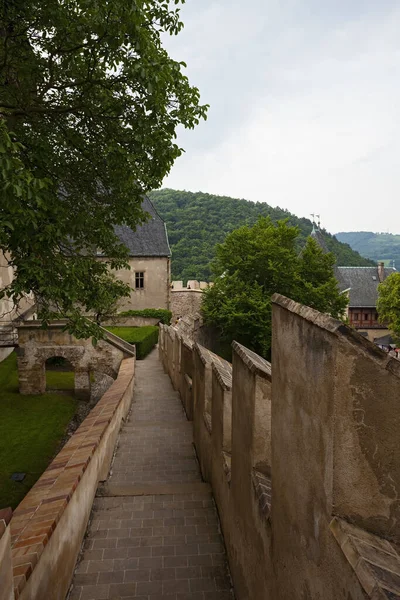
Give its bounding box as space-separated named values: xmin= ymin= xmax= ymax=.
xmin=159 ymin=295 xmax=400 ymax=600
xmin=170 ymin=288 xmax=203 ymax=321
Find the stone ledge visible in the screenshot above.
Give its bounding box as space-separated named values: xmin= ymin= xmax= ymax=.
xmin=252 ymin=470 xmax=272 ymax=519
xmin=10 ymin=357 xmax=135 ymax=599
xmin=203 ymin=411 xmax=212 ymax=434
xmin=223 ymin=452 xmax=232 ymax=485
xmin=182 ymin=337 xmax=194 ymax=350
xmin=0 ymin=507 xmax=12 ymax=540
xmin=212 ymin=360 xmax=232 ymax=391
xmin=194 ymin=343 xmax=215 ymax=366
xmin=330 ymin=517 xmax=400 ymax=598
xmin=184 ymin=373 xmax=193 ymax=390
xmin=232 ymin=341 xmax=271 ymax=380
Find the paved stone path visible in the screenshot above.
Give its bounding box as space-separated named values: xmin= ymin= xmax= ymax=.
xmin=67 ymin=349 xmax=234 ymax=600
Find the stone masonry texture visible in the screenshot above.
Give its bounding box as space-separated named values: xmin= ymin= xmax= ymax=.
xmin=67 ymin=349 xmax=234 ymax=600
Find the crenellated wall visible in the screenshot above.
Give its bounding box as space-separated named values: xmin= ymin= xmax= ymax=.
xmin=159 ymin=293 xmax=400 ymax=600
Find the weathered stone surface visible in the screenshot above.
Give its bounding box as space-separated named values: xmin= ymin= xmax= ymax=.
xmin=16 ymin=322 xmax=127 ymax=398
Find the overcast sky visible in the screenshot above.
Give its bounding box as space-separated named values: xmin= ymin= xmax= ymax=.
xmin=161 ymin=0 xmax=400 ymax=235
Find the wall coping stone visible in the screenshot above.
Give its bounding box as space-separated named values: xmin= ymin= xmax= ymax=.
xmin=222 ymin=452 xmax=232 ymax=485
xmin=0 ymin=507 xmax=12 ymax=540
xmin=252 ymin=470 xmax=272 ymax=519
xmin=272 ymin=293 xmax=400 ymax=378
xmin=9 ymin=357 xmax=135 ymax=599
xmin=171 ymin=289 xmax=203 ymax=293
xmin=194 ymin=343 xmax=216 ymax=366
xmin=182 ymin=336 xmax=194 ymax=350
xmin=212 ymin=360 xmax=232 ymax=391
xmin=194 ymin=343 xmax=232 ymax=375
xmin=232 ymin=341 xmax=271 ymax=380
xmin=330 ymin=517 xmax=400 ymax=598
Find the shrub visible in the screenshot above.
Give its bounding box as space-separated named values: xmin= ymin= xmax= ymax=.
xmin=118 ymin=308 xmax=172 ymax=325
xmin=105 ymin=326 xmax=159 ymax=360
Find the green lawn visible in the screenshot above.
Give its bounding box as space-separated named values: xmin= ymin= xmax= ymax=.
xmin=46 ymin=369 xmax=75 ymax=390
xmin=0 ymin=353 xmax=77 ymax=509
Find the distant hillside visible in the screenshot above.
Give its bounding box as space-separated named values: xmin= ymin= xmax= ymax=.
xmin=149 ymin=189 xmax=375 ymax=281
xmin=335 ymin=232 xmax=400 ymax=268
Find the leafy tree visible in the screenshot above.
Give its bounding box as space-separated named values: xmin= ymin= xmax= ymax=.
xmin=201 ymin=218 xmax=348 ymax=359
xmin=0 ymin=0 xmax=207 ymax=337
xmin=377 ymin=273 xmax=400 ymax=342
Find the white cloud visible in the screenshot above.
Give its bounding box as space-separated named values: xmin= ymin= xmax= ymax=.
xmin=162 ymin=0 xmax=400 ymax=234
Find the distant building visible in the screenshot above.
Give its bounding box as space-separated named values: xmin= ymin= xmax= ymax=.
xmin=309 ymin=225 xmax=396 ymax=342
xmin=98 ymin=196 xmax=171 ymax=311
xmin=336 ymin=263 xmax=395 ymax=341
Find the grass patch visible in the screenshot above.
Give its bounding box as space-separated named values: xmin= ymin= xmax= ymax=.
xmin=0 ymin=353 xmax=77 ymax=509
xmin=46 ymin=370 xmax=75 ymax=390
xmin=106 ymin=325 xmax=159 ymax=359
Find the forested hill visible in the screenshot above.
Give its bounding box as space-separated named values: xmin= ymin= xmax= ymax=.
xmin=335 ymin=232 xmax=400 ymax=269
xmin=149 ymin=189 xmax=375 ymax=281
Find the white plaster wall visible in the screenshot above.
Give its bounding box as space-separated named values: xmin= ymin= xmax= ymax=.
xmin=111 ymin=257 xmax=170 ymax=311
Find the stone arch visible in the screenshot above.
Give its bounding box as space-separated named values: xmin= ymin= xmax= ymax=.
xmin=36 ymin=346 xmax=91 ymax=399
xmin=16 ymin=323 xmax=126 ymax=399
xmin=45 ymin=356 xmax=75 ymax=393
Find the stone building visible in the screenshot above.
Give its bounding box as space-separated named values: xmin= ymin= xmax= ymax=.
xmin=310 ymin=226 xmax=396 ymax=342
xmin=99 ymin=196 xmax=171 ymax=311
xmin=336 ymin=263 xmax=396 ymax=342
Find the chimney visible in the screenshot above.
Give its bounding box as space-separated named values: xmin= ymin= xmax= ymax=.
xmin=378 ymin=261 xmax=385 ymax=283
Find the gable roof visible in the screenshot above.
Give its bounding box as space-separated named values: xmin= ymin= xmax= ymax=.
xmin=113 ymin=196 xmax=171 ymax=257
xmin=336 ymin=267 xmax=396 ymax=307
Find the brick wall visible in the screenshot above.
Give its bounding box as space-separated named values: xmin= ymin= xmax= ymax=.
xmin=0 ymin=357 xmax=135 ymax=600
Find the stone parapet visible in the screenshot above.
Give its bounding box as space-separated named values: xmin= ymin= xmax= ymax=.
xmin=0 ymin=508 xmax=14 ymax=600
xmin=160 ymin=295 xmax=400 ymax=600
xmin=7 ymin=356 xmax=135 ymax=600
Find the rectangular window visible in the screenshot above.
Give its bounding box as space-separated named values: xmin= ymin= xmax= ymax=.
xmin=135 ymin=272 xmax=144 ymax=289
xmin=353 ymin=313 xmax=359 ymax=321
xmin=364 ymin=313 xmax=369 ymax=321
xmin=375 ymin=313 xmax=378 ymax=321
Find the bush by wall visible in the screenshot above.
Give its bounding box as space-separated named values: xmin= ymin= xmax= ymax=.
xmin=118 ymin=309 xmax=172 ymax=325
xmin=105 ymin=326 xmax=159 ymax=359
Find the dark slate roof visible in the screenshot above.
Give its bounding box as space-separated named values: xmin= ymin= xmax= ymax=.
xmin=373 ymin=334 xmax=395 ymax=346
xmin=336 ymin=267 xmax=396 ymax=307
xmin=113 ymin=196 xmax=171 ymax=257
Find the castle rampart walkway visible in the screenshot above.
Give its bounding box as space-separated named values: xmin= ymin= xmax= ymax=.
xmin=67 ymin=349 xmax=234 ymax=600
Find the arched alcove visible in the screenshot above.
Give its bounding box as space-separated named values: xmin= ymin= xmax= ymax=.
xmin=45 ymin=356 xmax=75 ymax=393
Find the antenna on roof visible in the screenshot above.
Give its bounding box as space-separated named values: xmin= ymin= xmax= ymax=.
xmin=310 ymin=213 xmax=321 ymax=232
xmin=310 ymin=213 xmax=316 ymax=233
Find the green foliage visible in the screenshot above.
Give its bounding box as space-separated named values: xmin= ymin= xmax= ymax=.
xmin=149 ymin=189 xmax=375 ymax=282
xmin=105 ymin=325 xmax=159 ymax=359
xmin=377 ymin=273 xmax=400 ymax=343
xmin=118 ymin=308 xmax=172 ymax=324
xmin=0 ymin=352 xmax=77 ymax=508
xmin=0 ymin=1 xmax=207 ymax=338
xmin=336 ymin=232 xmax=399 ymax=267
xmin=202 ymin=218 xmax=348 ymax=359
